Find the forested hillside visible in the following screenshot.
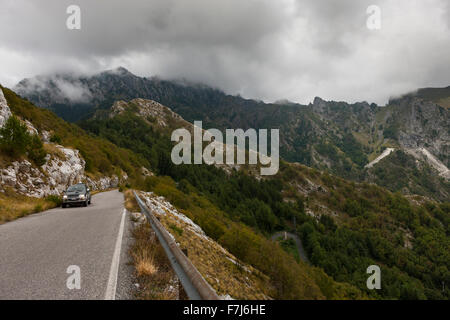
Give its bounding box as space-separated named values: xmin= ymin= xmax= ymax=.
xmin=79 ymin=99 xmax=450 ymax=300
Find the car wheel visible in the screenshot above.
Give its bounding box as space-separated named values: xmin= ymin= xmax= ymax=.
xmin=62 ymin=204 xmax=66 ymax=208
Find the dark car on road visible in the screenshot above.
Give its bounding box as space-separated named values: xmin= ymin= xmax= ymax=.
xmin=62 ymin=183 xmax=91 ymax=208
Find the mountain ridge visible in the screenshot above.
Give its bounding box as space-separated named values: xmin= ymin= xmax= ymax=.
xmin=13 ymin=68 xmax=450 ymax=201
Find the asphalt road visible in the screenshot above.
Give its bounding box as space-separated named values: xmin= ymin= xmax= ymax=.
xmin=0 ymin=190 xmax=134 ymax=300
xmin=271 ymin=231 xmax=311 ymax=264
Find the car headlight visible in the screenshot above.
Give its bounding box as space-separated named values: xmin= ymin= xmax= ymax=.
xmin=63 ymin=195 xmax=67 ymax=199
xmin=79 ymin=194 xmax=85 ymax=200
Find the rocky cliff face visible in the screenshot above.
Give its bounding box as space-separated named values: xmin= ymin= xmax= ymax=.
xmin=389 ymin=97 xmax=449 ymax=167
xmin=0 ymin=88 xmax=12 ymax=127
xmin=0 ymin=145 xmax=126 ymax=198
xmin=1 ymin=148 xmax=84 ymax=197
xmin=108 ymin=98 xmax=186 ymax=128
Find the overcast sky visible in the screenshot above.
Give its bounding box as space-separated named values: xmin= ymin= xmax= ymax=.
xmin=0 ymin=0 xmax=449 ymax=105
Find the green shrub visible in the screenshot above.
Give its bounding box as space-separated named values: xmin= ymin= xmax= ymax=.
xmin=45 ymin=195 xmax=62 ymax=206
xmin=383 ymin=124 xmax=399 ymax=139
xmin=0 ymin=115 xmax=47 ymax=166
xmin=169 ymin=223 xmax=183 ymax=236
xmin=49 ymin=133 xmax=62 ymax=144
xmin=28 ymin=134 xmax=47 ymax=166
xmin=0 ymin=116 xmax=30 ymax=157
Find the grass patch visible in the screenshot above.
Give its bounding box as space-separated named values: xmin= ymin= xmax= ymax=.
xmin=169 ymin=223 xmax=183 ymax=236
xmin=130 ymin=223 xmax=178 ymax=300
xmin=124 ymin=189 xmax=140 ymax=212
xmin=0 ymin=188 xmax=60 ymax=224
xmin=43 ymin=143 xmax=66 ymax=160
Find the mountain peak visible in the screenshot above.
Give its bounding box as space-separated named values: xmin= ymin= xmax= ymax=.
xmin=105 ymin=66 xmax=134 ymax=76
xmin=312 ymin=96 xmax=326 ymax=105
xmin=311 ymin=97 xmax=327 ymax=112
xmin=108 ymin=98 xmax=188 ymax=130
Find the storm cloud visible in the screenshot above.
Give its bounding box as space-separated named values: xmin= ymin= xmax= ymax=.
xmin=0 ymin=0 xmax=449 ymax=105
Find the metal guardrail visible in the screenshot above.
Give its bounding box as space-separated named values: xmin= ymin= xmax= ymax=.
xmin=133 ymin=191 xmax=220 ymax=300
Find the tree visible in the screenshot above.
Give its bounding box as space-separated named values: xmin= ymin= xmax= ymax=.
xmin=0 ymin=116 xmax=30 ymax=157
xmin=28 ymin=134 xmax=47 ymax=166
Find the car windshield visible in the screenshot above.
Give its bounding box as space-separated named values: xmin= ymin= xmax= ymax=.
xmin=67 ymin=185 xmax=85 ymax=193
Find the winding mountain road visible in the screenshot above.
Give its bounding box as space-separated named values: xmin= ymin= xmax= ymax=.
xmin=271 ymin=231 xmax=310 ymax=264
xmin=0 ymin=190 xmax=134 ymax=300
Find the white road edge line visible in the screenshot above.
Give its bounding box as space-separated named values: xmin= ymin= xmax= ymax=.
xmin=105 ymin=208 xmax=127 ymax=300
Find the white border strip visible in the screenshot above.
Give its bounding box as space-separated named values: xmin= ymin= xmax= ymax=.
xmin=104 ymin=208 xmax=126 ymax=300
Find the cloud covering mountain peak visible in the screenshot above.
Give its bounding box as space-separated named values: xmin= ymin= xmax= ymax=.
xmin=1 ymin=0 xmax=450 ymax=105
